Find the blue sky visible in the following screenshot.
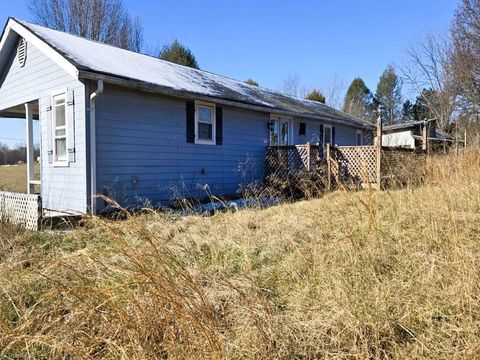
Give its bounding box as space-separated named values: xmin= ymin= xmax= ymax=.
xmin=0 ymin=0 xmax=458 ymax=147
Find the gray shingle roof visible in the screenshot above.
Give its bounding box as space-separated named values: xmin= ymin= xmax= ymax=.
xmin=14 ymin=18 xmax=373 ymax=129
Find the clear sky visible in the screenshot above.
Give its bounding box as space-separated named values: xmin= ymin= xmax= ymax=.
xmin=0 ymin=0 xmax=458 ymax=147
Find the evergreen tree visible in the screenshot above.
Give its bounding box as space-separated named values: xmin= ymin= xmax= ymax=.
xmin=375 ymin=65 xmax=403 ymax=125
xmin=401 ymin=91 xmax=436 ymax=123
xmin=343 ymin=78 xmax=373 ymax=120
xmin=245 ymin=79 xmax=259 ymax=86
xmin=305 ymin=89 xmax=326 ymax=103
xmin=402 ymin=100 xmax=414 ymax=122
xmin=159 ymin=40 xmax=199 ymax=69
xmin=412 ymin=89 xmax=436 ymax=121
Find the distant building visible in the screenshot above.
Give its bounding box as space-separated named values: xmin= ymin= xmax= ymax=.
xmin=379 ymin=120 xmax=452 ymax=151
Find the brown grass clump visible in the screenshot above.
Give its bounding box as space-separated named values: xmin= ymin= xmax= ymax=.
xmin=1 ymin=150 xmax=480 ymax=359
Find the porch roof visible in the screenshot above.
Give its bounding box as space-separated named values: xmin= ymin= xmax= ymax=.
xmin=0 ymin=102 xmax=39 ymax=120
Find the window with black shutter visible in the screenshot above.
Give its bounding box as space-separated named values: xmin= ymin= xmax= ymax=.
xmin=187 ymin=101 xmax=223 ymax=145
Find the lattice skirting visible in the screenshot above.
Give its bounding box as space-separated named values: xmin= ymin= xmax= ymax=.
xmin=332 ymin=146 xmax=377 ymax=184
xmin=0 ymin=191 xmax=42 ymax=230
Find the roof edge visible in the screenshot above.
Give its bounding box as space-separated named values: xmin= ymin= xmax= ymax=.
xmin=2 ymin=18 xmax=79 ymax=78
xmin=79 ymin=70 xmax=375 ymax=130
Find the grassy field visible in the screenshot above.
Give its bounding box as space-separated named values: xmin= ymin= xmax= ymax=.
xmin=0 ymin=163 xmax=40 ymax=193
xmin=0 ymin=151 xmax=479 ymax=358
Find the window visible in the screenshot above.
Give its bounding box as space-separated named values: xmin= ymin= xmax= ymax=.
xmin=356 ymin=130 xmax=363 ymax=145
xmin=299 ymin=122 xmax=306 ymax=136
xmin=195 ymin=102 xmax=216 ymax=144
xmin=323 ymin=125 xmax=332 ymax=145
xmin=269 ymin=115 xmax=291 ymax=146
xmin=52 ymin=92 xmax=68 ymax=166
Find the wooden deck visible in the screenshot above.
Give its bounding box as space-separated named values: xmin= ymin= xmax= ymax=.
xmin=265 ymin=143 xmax=323 ymax=178
xmin=265 ymin=143 xmax=381 ymax=189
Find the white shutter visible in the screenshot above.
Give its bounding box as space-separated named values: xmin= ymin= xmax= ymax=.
xmin=46 ymin=99 xmax=53 ymax=164
xmin=67 ymin=89 xmax=76 ymax=163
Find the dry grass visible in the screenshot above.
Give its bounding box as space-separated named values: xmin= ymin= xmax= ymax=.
xmin=0 ymin=163 xmax=40 ymax=193
xmin=0 ymin=151 xmax=480 ymax=359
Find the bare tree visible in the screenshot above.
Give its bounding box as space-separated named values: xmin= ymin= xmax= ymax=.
xmin=401 ymin=33 xmax=457 ymax=130
xmin=451 ymin=0 xmax=480 ymax=119
xmin=321 ymin=74 xmax=346 ymax=110
xmin=280 ymin=73 xmax=346 ymax=110
xmin=280 ymin=74 xmax=307 ymax=98
xmin=28 ymin=0 xmax=144 ymax=52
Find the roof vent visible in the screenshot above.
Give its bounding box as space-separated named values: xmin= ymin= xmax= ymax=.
xmin=17 ymin=38 xmax=27 ymax=67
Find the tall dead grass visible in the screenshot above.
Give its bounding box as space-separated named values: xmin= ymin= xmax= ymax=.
xmin=0 ymin=150 xmax=480 ymax=359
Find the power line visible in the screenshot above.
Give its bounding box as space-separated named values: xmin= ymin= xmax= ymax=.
xmin=0 ymin=137 xmax=25 ymax=141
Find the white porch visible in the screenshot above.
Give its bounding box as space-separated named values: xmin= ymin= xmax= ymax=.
xmin=0 ymin=101 xmax=42 ymax=230
xmin=0 ymin=100 xmax=41 ymax=194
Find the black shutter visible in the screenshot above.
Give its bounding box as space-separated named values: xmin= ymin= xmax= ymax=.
xmin=186 ymin=101 xmax=195 ymax=143
xmin=216 ymin=106 xmax=223 ymax=145
xmin=332 ymin=126 xmax=336 ymax=146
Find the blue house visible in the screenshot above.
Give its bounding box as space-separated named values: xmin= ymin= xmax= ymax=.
xmin=0 ymin=18 xmax=373 ymax=215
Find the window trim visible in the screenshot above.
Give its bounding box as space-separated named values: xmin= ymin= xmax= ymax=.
xmin=356 ymin=130 xmax=363 ymax=146
xmin=323 ymin=124 xmax=332 ymax=145
xmin=51 ymin=88 xmax=69 ymax=167
xmin=269 ymin=114 xmax=292 ymax=146
xmin=194 ymin=101 xmax=216 ymax=145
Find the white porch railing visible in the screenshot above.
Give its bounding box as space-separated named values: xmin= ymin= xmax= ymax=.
xmin=0 ymin=191 xmax=42 ymax=230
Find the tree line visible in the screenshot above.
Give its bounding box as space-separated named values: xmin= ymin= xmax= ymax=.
xmin=0 ymin=143 xmax=40 ymax=165
xmin=28 ymin=0 xmax=480 ymax=137
xmin=271 ymin=0 xmax=480 ymax=140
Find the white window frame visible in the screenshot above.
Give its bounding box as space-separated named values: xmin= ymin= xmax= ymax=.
xmin=51 ymin=88 xmax=69 ymax=167
xmin=356 ymin=130 xmax=363 ymax=146
xmin=195 ymin=101 xmax=216 ymax=145
xmin=323 ymin=124 xmax=333 ymax=145
xmin=269 ymin=115 xmax=292 ymax=146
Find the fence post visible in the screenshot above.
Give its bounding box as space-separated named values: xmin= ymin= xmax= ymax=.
xmin=376 ymin=114 xmax=382 ymax=189
xmin=326 ymin=143 xmax=331 ymax=192
xmin=36 ymin=196 xmax=42 ymax=231
xmin=306 ymin=142 xmax=311 ymax=172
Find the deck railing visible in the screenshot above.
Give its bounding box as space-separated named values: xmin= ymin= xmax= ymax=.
xmin=265 ymin=143 xmax=381 ymax=188
xmin=0 ymin=191 xmax=42 ymax=230
xmin=265 ymin=143 xmax=322 ymax=178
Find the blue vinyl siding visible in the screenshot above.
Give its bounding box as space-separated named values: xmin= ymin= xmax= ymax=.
xmin=95 ymin=86 xmax=371 ymax=208
xmin=95 ymin=85 xmax=269 ymax=207
xmin=292 ymin=118 xmax=369 ymax=145
xmin=0 ymin=37 xmax=87 ymax=213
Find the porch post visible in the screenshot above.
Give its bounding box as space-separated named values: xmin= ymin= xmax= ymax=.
xmin=25 ymin=103 xmax=34 ymax=194
xmin=376 ymin=113 xmax=382 ymax=189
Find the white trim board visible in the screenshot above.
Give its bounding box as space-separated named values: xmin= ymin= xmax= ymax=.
xmin=0 ymin=19 xmax=79 ymax=79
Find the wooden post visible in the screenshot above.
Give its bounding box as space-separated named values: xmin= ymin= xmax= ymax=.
xmin=326 ymin=143 xmax=331 ymax=192
xmin=422 ymin=122 xmax=427 ymax=152
xmin=464 ymin=130 xmax=467 ymax=149
xmin=25 ymin=103 xmax=34 ymax=194
xmin=306 ymin=142 xmax=311 ymax=172
xmin=376 ymin=114 xmax=382 ymax=189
